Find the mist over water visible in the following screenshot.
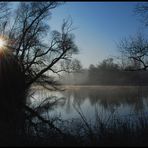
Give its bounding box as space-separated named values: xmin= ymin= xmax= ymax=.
xmin=60 ymin=70 xmax=148 ymax=86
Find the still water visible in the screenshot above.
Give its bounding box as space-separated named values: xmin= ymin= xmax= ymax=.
xmin=28 ymin=86 xmax=148 ymax=123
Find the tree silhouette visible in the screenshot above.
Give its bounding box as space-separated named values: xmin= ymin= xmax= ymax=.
xmin=0 ymin=50 xmax=26 ymax=145
xmin=0 ymin=2 xmax=79 ymax=145
xmin=117 ymin=32 xmax=148 ymax=71
xmin=97 ymin=58 xmax=119 ymax=71
xmin=135 ymin=2 xmax=148 ymax=26
xmin=3 ymin=2 xmax=78 ymax=88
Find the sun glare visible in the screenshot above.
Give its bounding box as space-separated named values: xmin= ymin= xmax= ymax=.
xmin=0 ymin=38 xmax=6 ymax=48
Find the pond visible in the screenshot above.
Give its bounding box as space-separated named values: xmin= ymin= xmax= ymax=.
xmin=28 ymin=85 xmax=148 ymax=125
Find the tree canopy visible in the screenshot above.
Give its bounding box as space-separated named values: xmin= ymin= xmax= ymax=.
xmin=0 ymin=2 xmax=79 ymax=89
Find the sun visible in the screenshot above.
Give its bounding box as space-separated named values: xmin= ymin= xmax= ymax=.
xmin=0 ymin=38 xmax=6 ymax=48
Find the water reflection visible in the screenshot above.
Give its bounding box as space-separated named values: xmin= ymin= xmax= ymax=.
xmin=29 ymin=86 xmax=148 ymax=121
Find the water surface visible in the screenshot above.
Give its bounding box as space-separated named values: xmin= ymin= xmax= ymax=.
xmin=28 ymin=86 xmax=148 ymax=124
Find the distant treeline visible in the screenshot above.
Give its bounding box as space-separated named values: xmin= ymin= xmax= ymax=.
xmin=87 ymin=70 xmax=148 ymax=85
xmin=61 ymin=58 xmax=148 ymax=85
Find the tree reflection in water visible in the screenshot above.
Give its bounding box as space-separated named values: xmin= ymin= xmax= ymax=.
xmin=30 ymin=86 xmax=148 ymax=123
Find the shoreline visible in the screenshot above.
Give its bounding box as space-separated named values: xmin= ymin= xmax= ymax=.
xmin=30 ymin=85 xmax=148 ymax=91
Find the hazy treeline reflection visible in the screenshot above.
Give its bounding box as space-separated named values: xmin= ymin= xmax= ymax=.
xmin=62 ymin=86 xmax=148 ymax=112
xmin=30 ymin=86 xmax=148 ymax=121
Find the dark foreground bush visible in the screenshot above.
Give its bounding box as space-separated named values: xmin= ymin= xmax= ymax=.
xmin=11 ymin=112 xmax=148 ymax=147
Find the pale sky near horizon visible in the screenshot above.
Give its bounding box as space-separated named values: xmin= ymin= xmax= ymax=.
xmin=12 ymin=2 xmax=148 ymax=68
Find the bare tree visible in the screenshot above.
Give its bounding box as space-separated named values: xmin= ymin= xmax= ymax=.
xmin=0 ymin=2 xmax=10 ymax=20
xmin=3 ymin=2 xmax=78 ymax=88
xmin=60 ymin=58 xmax=82 ymax=73
xmin=0 ymin=2 xmax=79 ymax=141
xmin=116 ymin=3 xmax=148 ymax=71
xmin=135 ymin=2 xmax=148 ymax=26
xmin=117 ymin=32 xmax=148 ymax=71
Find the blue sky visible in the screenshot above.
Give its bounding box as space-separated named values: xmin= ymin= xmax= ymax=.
xmin=47 ymin=2 xmax=148 ymax=68
xmin=11 ymin=2 xmax=148 ymax=68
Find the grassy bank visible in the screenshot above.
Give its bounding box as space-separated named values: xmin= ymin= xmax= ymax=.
xmin=20 ymin=108 xmax=148 ymax=146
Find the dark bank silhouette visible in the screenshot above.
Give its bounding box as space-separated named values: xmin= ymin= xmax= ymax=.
xmin=0 ymin=51 xmax=26 ymax=146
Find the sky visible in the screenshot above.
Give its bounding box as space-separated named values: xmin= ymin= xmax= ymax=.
xmin=46 ymin=2 xmax=148 ymax=68
xmin=10 ymin=2 xmax=148 ymax=68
